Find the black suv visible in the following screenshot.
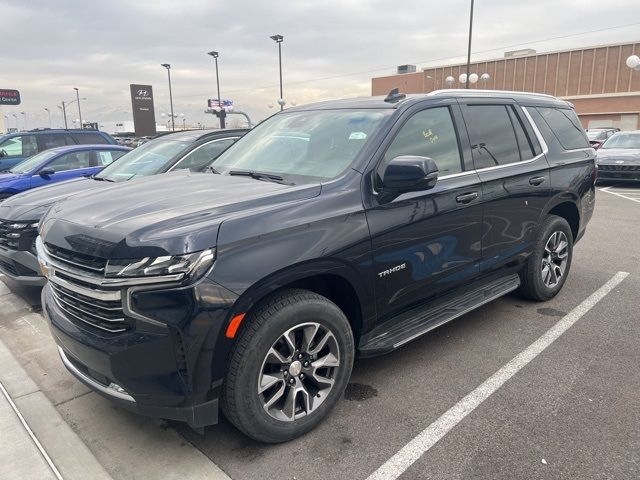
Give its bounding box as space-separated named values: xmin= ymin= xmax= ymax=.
xmin=37 ymin=90 xmax=595 ymax=443
xmin=0 ymin=129 xmax=246 ymax=285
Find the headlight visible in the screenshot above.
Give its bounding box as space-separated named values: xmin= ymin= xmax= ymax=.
xmin=105 ymin=249 xmax=215 ymax=280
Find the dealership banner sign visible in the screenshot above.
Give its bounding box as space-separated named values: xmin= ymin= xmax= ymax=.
xmin=207 ymin=98 xmax=233 ymax=110
xmin=0 ymin=89 xmax=21 ymax=105
xmin=130 ymin=84 xmax=157 ymax=137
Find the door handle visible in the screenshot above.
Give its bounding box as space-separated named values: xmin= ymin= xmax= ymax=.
xmin=455 ymin=192 xmax=478 ymax=204
xmin=529 ymin=176 xmax=546 ymax=186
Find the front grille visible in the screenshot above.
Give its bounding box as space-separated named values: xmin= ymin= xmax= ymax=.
xmin=599 ymin=164 xmax=640 ymax=172
xmin=0 ymin=220 xmax=38 ymax=251
xmin=44 ymin=242 xmax=107 ymax=274
xmin=49 ymin=279 xmax=131 ymax=333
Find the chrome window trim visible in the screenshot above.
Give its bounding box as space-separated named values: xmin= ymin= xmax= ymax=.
xmin=167 ymin=137 xmax=240 ymax=172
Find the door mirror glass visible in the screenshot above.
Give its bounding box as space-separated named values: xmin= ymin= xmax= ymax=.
xmin=39 ymin=168 xmax=55 ymax=177
xmin=381 ymin=155 xmax=438 ymax=199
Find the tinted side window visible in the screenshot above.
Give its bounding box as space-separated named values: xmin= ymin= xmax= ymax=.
xmin=507 ymin=106 xmax=535 ymax=160
xmin=465 ymin=105 xmax=521 ymax=169
xmin=0 ymin=135 xmax=38 ymax=157
xmin=173 ymin=138 xmax=236 ymax=171
xmin=41 ymin=134 xmax=74 ymax=149
xmin=536 ymin=107 xmax=588 ymax=150
xmin=96 ymin=150 xmax=127 ymax=166
xmin=381 ymin=107 xmax=463 ymax=178
xmin=47 ymin=151 xmax=93 ymax=172
xmin=72 ymin=133 xmax=109 ymax=145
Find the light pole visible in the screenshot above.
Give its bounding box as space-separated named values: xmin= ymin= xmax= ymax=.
xmin=465 ymin=0 xmax=475 ymax=89
xmin=207 ymin=51 xmax=225 ymax=128
xmin=3 ymin=115 xmax=8 ymax=132
xmin=270 ymin=34 xmax=284 ymax=110
xmin=12 ymin=113 xmax=18 ymax=130
xmin=180 ymin=113 xmax=186 ymax=130
xmin=44 ymin=107 xmax=51 ymax=128
xmin=21 ymin=111 xmax=27 ymax=130
xmin=161 ymin=64 xmax=175 ymax=131
xmin=57 ymin=106 xmax=65 ymax=128
xmin=73 ymin=87 xmax=83 ymax=128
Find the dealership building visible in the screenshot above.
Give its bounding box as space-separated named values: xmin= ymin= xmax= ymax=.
xmin=372 ymin=41 xmax=640 ymax=131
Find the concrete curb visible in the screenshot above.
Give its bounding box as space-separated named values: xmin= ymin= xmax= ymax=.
xmin=0 ymin=335 xmax=113 ymax=480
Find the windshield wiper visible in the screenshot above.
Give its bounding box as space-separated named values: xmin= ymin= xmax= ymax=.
xmin=228 ymin=170 xmax=290 ymax=185
xmin=209 ymin=166 xmax=222 ymax=174
xmin=93 ymin=176 xmax=115 ymax=182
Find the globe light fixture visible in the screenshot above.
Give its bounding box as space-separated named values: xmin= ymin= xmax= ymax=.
xmin=626 ymin=55 xmax=640 ymax=71
xmin=458 ymin=73 xmax=468 ymax=84
xmin=480 ymin=73 xmax=491 ymax=83
xmin=468 ymin=73 xmax=479 ymax=84
xmin=445 ymin=76 xmax=455 ymax=86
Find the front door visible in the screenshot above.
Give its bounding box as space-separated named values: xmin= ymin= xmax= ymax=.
xmin=30 ymin=150 xmax=96 ymax=188
xmin=365 ymin=103 xmax=483 ymax=323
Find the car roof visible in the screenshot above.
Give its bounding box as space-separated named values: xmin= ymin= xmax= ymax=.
xmin=286 ymin=89 xmax=571 ymax=112
xmin=154 ymin=128 xmax=249 ymax=142
xmin=41 ymin=144 xmax=131 ymax=155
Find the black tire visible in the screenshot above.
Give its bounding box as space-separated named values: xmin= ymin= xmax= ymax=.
xmin=519 ymin=215 xmax=574 ymax=301
xmin=222 ymin=288 xmax=354 ymax=443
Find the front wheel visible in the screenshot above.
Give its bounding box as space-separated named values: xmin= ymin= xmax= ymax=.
xmin=519 ymin=215 xmax=574 ymax=301
xmin=222 ymin=289 xmax=354 ymax=443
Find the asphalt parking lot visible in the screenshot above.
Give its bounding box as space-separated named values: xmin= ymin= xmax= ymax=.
xmin=1 ymin=186 xmax=639 ymax=480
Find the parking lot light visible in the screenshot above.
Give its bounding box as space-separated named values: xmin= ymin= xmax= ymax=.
xmin=73 ymin=87 xmax=83 ymax=129
xmin=161 ymin=63 xmax=175 ymax=131
xmin=270 ymin=34 xmax=284 ymax=110
xmin=207 ymin=51 xmax=225 ymax=129
xmin=43 ymin=107 xmax=51 ymax=128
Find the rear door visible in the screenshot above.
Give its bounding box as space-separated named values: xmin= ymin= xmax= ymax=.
xmin=30 ymin=150 xmax=96 ymax=188
xmin=459 ymin=100 xmax=550 ymax=274
xmin=365 ymin=101 xmax=484 ymax=322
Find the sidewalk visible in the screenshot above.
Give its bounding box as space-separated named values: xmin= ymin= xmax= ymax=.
xmin=0 ymin=282 xmax=113 ymax=480
xmin=0 ymin=381 xmax=58 ymax=480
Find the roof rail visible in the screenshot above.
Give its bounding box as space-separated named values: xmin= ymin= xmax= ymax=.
xmin=428 ymin=89 xmax=558 ymax=99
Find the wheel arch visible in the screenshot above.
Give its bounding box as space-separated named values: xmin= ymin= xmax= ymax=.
xmin=544 ymin=198 xmax=580 ymax=241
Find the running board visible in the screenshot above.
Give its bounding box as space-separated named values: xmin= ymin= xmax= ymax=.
xmin=359 ymin=274 xmax=521 ymax=357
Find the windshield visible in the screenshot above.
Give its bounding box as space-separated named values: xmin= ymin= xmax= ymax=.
xmin=601 ymin=133 xmax=640 ymax=149
xmin=8 ymin=150 xmax=59 ymax=174
xmin=586 ymin=130 xmax=608 ymax=141
xmin=213 ymin=109 xmax=391 ymax=183
xmin=96 ymin=138 xmax=190 ymax=181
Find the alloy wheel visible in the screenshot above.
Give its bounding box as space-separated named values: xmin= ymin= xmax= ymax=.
xmin=541 ymin=231 xmax=569 ymax=288
xmin=258 ymin=322 xmax=340 ymax=422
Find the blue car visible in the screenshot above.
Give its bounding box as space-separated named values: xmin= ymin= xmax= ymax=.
xmin=0 ymin=129 xmax=118 ymax=171
xmin=0 ymin=144 xmax=131 ymax=201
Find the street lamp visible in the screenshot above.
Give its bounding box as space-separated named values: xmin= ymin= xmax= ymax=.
xmin=207 ymin=51 xmax=225 ymax=128
xmin=180 ymin=113 xmax=186 ymax=130
xmin=73 ymin=88 xmax=83 ymax=129
xmin=270 ymin=34 xmax=284 ymax=110
xmin=161 ymin=64 xmax=175 ymax=131
xmin=21 ymin=111 xmax=27 ymax=130
xmin=464 ymin=0 xmax=475 ymax=89
xmin=12 ymin=113 xmax=18 ymax=130
xmin=627 ymin=55 xmax=640 ymax=71
xmin=44 ymin=107 xmax=51 ymax=128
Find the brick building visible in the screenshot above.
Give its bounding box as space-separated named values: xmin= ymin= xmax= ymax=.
xmin=372 ymin=41 xmax=640 ymax=130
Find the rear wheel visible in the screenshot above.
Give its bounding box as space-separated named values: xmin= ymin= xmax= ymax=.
xmin=222 ymin=288 xmax=354 ymax=443
xmin=519 ymin=215 xmax=573 ymax=301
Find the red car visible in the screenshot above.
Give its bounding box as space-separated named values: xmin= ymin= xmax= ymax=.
xmin=586 ymin=127 xmax=620 ymax=149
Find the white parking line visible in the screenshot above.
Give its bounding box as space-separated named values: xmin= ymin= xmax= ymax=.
xmin=366 ymin=271 xmax=629 ymax=480
xmin=599 ymin=186 xmax=640 ymax=204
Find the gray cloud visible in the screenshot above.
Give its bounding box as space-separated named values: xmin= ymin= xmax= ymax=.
xmin=1 ymin=0 xmax=639 ymax=129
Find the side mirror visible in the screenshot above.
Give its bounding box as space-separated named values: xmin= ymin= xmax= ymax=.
xmin=380 ymin=155 xmax=438 ymax=200
xmin=0 ymin=149 xmax=6 ymax=158
xmin=39 ymin=168 xmax=55 ymax=177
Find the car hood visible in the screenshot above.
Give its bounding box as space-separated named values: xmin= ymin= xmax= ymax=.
xmin=596 ymin=148 xmax=640 ymax=164
xmin=0 ymin=177 xmax=107 ymax=221
xmin=40 ymin=171 xmax=321 ymax=259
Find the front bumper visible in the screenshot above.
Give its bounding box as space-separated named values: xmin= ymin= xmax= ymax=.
xmin=597 ymin=165 xmax=640 ymax=182
xmin=42 ymin=274 xmax=239 ymax=428
xmin=0 ymin=246 xmax=45 ymax=286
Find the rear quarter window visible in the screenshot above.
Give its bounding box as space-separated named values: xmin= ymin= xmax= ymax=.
xmin=536 ymin=107 xmax=588 ymax=150
xmin=72 ymin=133 xmax=110 ymax=145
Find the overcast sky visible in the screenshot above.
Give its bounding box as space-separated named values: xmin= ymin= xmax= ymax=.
xmin=1 ymin=0 xmax=639 ymax=130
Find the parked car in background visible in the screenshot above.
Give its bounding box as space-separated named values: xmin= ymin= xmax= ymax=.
xmin=0 ymin=144 xmax=130 ymax=201
xmin=0 ymin=129 xmax=117 ymax=171
xmin=586 ymin=127 xmax=620 ymax=149
xmin=36 ymin=90 xmax=595 ymax=443
xmin=595 ymin=130 xmax=640 ymax=183
xmin=0 ymin=128 xmax=247 ymax=285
